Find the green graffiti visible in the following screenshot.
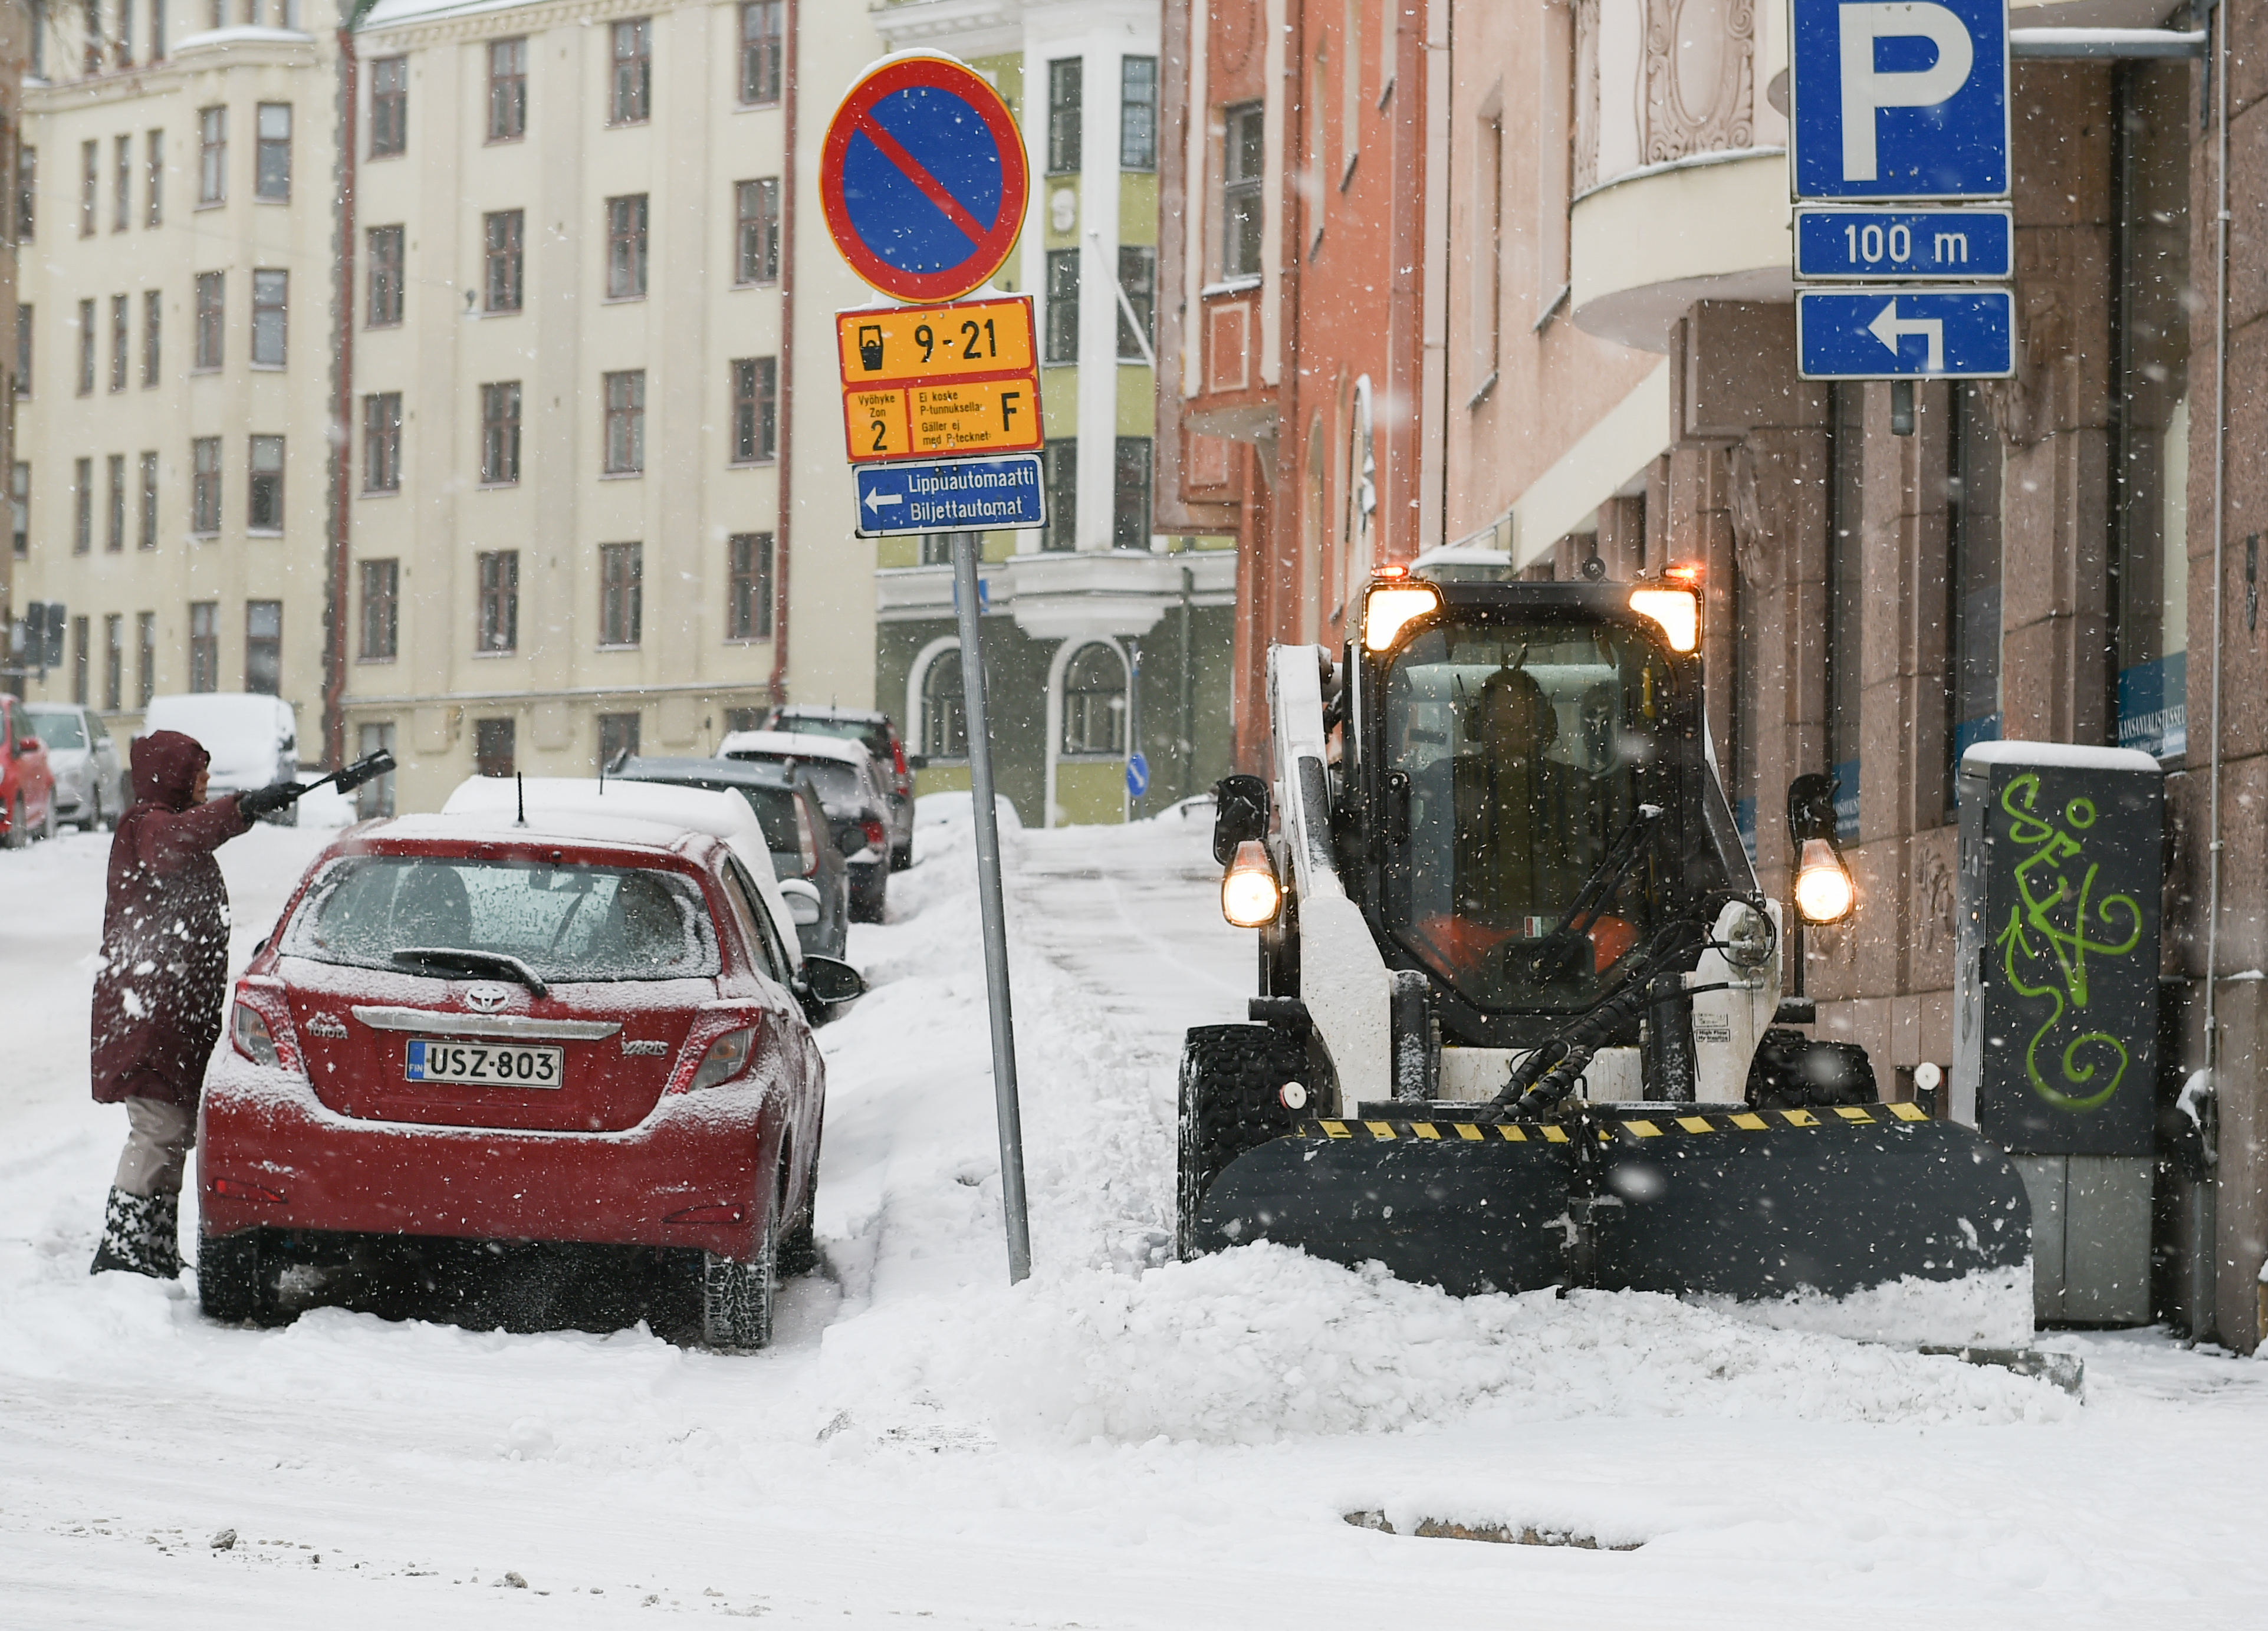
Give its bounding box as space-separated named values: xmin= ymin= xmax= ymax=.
xmin=1993 ymin=774 xmax=2144 ymax=1112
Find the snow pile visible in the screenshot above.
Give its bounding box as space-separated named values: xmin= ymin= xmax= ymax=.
xmin=817 ymin=1243 xmax=2074 ymax=1448
xmin=1693 ymin=1264 xmax=2036 ymax=1349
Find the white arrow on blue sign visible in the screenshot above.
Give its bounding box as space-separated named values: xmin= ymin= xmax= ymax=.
xmin=1794 ymin=205 xmax=2013 ymax=280
xmin=1790 ymin=0 xmax=2009 ymax=200
xmin=853 ymin=452 xmax=1046 ymax=538
xmin=1125 ymin=752 xmax=1149 ymax=799
xmin=1796 ymin=287 xmax=2015 ymax=379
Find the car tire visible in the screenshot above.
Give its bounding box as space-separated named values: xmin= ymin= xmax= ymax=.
xmin=2 ymin=796 xmax=22 ymax=850
xmin=81 ymin=789 xmax=102 ymax=833
xmin=889 ymin=843 xmax=913 ymax=874
xmin=778 ymin=1129 xmax=822 ymax=1280
xmin=700 ymin=1220 xmax=777 ymax=1350
xmin=198 ymin=1229 xmax=278 ymax=1325
xmin=36 ymin=794 xmax=57 ymax=841
xmin=1176 ymin=1024 xmax=1307 ymax=1262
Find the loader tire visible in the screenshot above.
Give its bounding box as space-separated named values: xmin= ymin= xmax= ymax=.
xmin=1176 ymin=1024 xmax=1307 ymax=1261
xmin=1744 ymin=1028 xmax=1880 ymax=1110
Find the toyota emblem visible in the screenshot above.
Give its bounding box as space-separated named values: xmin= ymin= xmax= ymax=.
xmin=465 ymin=984 xmax=512 ymax=1013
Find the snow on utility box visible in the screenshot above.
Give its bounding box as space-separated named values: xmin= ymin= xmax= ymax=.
xmin=1954 ymin=741 xmax=2164 ymax=1325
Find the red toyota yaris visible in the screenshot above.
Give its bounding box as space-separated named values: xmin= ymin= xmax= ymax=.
xmin=196 ymin=804 xmax=863 ymax=1348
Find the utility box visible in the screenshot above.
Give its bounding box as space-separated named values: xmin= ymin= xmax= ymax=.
xmin=1954 ymin=742 xmax=2164 ymax=1324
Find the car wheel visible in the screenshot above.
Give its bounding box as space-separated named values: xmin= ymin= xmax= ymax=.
xmin=2 ymin=796 xmax=22 ymax=850
xmin=198 ymin=1229 xmax=280 ymax=1325
xmin=889 ymin=843 xmax=913 ymax=874
xmin=699 ymin=1219 xmax=777 ymax=1350
xmin=778 ymin=1128 xmax=822 ymax=1280
xmin=82 ymin=789 xmax=102 ymax=833
xmin=36 ymin=794 xmax=57 ymax=841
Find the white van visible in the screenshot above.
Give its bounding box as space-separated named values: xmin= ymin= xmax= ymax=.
xmin=141 ymin=694 xmax=300 ymax=819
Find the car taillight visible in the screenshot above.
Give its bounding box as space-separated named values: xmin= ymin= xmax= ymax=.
xmin=230 ymin=983 xmax=304 ymax=1074
xmin=674 ymin=1022 xmax=760 ymax=1093
xmin=890 ymin=737 xmax=908 ymax=777
xmin=862 ymin=817 xmax=887 ymax=851
xmin=210 ymin=1176 xmax=287 ymax=1204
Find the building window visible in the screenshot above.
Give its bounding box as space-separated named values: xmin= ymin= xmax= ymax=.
xmin=600 ymin=542 xmax=642 ymax=647
xmin=1116 ymin=246 xmax=1155 ymax=360
xmin=1041 ymin=439 xmax=1077 ymax=551
xmin=198 ymin=106 xmax=224 ymax=203
xmin=137 ymin=451 xmax=157 ymax=550
xmin=475 ymin=717 xmax=515 ymax=777
xmin=1112 ymin=439 xmax=1152 ymax=550
xmin=921 ymin=651 xmax=967 ymax=758
xmin=193 ymin=272 xmax=222 ymax=369
xmin=488 ymin=37 xmax=527 ymax=142
xmin=104 ymin=614 xmax=123 ymax=711
xmin=77 ymin=297 xmax=94 ymax=393
xmin=1044 ymin=249 xmax=1079 ymax=363
xmin=251 ymin=269 xmax=285 ymax=367
xmin=479 ymin=382 xmax=520 ymax=485
xmin=12 ymin=463 xmax=28 ymax=558
xmin=370 ymin=57 xmax=407 ymax=157
xmin=606 ymin=194 xmax=647 ymax=298
xmin=106 ymin=453 xmax=124 ymax=551
xmin=1060 ymin=644 xmax=1126 ymax=756
xmin=367 ymin=225 xmax=404 ymax=325
xmin=190 ymin=436 xmax=220 ymax=533
xmin=255 ymin=103 xmax=290 ymax=200
xmin=113 ymin=134 xmax=130 ymax=232
xmin=80 ymin=139 xmax=95 ymax=236
xmin=73 ymin=456 xmax=91 ymax=553
xmin=247 ymin=435 xmax=283 ymax=532
xmin=14 ymin=304 xmax=28 ymax=397
xmin=735 ymin=177 xmax=778 ymax=285
xmin=727 ymin=532 xmax=773 ymax=640
xmin=145 ymin=129 xmax=162 ymax=226
xmin=245 ymin=600 xmax=281 ymax=695
xmin=109 ymin=294 xmax=127 ymax=390
xmin=740 ymin=1 xmax=782 ymax=104
xmin=731 ymin=357 xmax=777 ymax=464
xmin=477 ymin=550 xmax=518 ymax=652
xmin=81 ymin=0 xmax=100 ymax=74
xmin=360 ymin=558 xmax=397 ymax=661
xmin=142 ymin=289 xmax=160 ymax=385
xmin=599 ymin=712 xmax=640 ymax=768
xmin=1047 ymin=57 xmax=1081 ymax=175
xmin=363 ymin=392 xmax=401 ymax=492
xmin=1121 ymin=55 xmax=1158 ymax=169
xmin=483 ymin=210 xmax=521 ymax=311
xmin=1223 ymin=101 xmax=1264 ymax=278
xmin=137 ymin=612 xmax=155 ymax=705
xmin=150 ymin=0 xmax=165 ymax=63
xmin=356 ymin=723 xmax=397 ymax=818
xmin=611 ymin=19 xmax=650 ymax=125
xmin=17 ymin=146 xmax=34 ymax=242
xmin=71 ymin=615 xmax=88 ymax=706
xmin=603 ymin=370 xmax=645 ymax=473
xmin=189 ymin=601 xmax=218 ymax=692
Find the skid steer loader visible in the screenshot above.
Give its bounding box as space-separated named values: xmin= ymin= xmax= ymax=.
xmin=1179 ymin=568 xmax=2035 ymax=1347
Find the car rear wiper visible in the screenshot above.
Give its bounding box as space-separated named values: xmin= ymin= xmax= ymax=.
xmin=1521 ymin=803 xmax=1665 ymax=979
xmin=391 ymin=947 xmax=549 ymax=998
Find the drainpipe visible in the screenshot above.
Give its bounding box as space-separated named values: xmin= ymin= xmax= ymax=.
xmin=2197 ymin=0 xmax=2230 ymax=1341
xmin=768 ymin=0 xmax=797 ymax=707
xmin=323 ymin=15 xmax=366 ymax=771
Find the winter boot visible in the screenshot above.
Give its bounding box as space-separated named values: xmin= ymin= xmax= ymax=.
xmin=89 ymin=1187 xmax=171 ymax=1279
xmin=146 ymin=1192 xmax=184 ymax=1279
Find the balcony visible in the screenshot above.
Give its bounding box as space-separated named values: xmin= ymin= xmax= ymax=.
xmin=1568 ymin=0 xmax=1792 ymax=349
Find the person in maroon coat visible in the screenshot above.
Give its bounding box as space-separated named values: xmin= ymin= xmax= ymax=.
xmin=90 ymin=730 xmax=298 ymax=1277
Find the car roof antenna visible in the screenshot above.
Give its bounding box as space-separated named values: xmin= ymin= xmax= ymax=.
xmin=515 ymin=771 xmax=527 ymax=827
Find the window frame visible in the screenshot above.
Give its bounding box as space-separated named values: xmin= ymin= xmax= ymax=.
xmin=610 ymin=19 xmax=652 ymax=126
xmin=482 ymin=209 xmax=522 ymax=313
xmin=1222 ymin=100 xmax=1266 ymax=279
xmin=249 ymin=268 xmax=287 ymax=369
xmin=734 ymin=177 xmax=778 ymax=286
xmin=188 ymin=600 xmax=219 ymax=693
xmin=730 ymin=356 xmax=777 ymax=466
xmin=476 ymin=549 xmax=520 ymax=654
xmin=113 ymin=133 xmax=130 ymax=232
xmin=370 ymin=57 xmax=409 ymax=159
xmin=727 ymin=531 xmax=773 ymax=642
xmin=1047 ymin=57 xmax=1082 ymax=175
xmin=605 ymin=193 xmax=648 ymax=300
xmin=362 ymin=391 xmax=402 ymax=494
xmin=360 ymin=557 xmax=399 ymax=662
xmin=1044 ymin=248 xmax=1080 ymax=363
xmin=367 ymin=225 xmax=405 ymax=327
xmin=76 ymin=297 xmax=94 ymax=394
xmin=190 ymin=435 xmax=221 ymax=535
xmin=599 ymin=541 xmax=643 ymax=648
xmin=1120 ymin=55 xmax=1159 ymax=170
xmin=106 ymin=452 xmax=125 ymax=553
xmin=73 ymin=456 xmax=91 ymax=554
xmin=197 ymin=106 xmax=225 ymax=206
xmin=487 ymin=37 xmax=528 ymax=143
xmin=137 ymin=450 xmax=157 ymax=550
xmin=254 ymin=101 xmax=291 ymax=202
xmin=479 ymin=380 xmax=521 ymax=485
xmin=739 ymin=1 xmax=782 ymax=107
xmin=244 ymin=599 xmax=282 ymax=696
xmin=602 ymin=369 xmax=645 ymax=475
xmin=109 ymin=292 xmax=127 ymax=392
xmin=193 ymin=271 xmax=223 ymax=370
xmin=142 ymin=288 xmax=160 ymax=386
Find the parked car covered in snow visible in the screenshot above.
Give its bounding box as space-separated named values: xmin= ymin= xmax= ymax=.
xmin=0 ymin=695 xmax=57 ymax=847
xmin=22 ymin=702 xmax=128 ymax=830
xmin=760 ymin=705 xmax=916 ymax=872
xmin=718 ymin=729 xmax=894 ymax=923
xmin=196 ymin=784 xmax=866 ymax=1349
xmin=142 ymin=693 xmax=300 ymax=823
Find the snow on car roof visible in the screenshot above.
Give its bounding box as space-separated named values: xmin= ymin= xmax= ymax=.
xmin=375 ymin=808 xmax=705 ymax=856
xmin=718 ymin=730 xmax=873 ymax=767
xmin=772 ymin=705 xmax=892 ymax=725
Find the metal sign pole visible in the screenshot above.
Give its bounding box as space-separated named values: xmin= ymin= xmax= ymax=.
xmin=952 ymin=530 xmax=1032 ymax=1282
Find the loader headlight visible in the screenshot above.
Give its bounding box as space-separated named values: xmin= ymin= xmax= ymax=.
xmin=1220 ymin=840 xmax=1283 ymax=928
xmin=1362 ymin=581 xmax=1443 ymax=652
xmin=1629 ymin=574 xmax=1701 ymax=653
xmin=1793 ymin=838 xmax=1856 ymax=925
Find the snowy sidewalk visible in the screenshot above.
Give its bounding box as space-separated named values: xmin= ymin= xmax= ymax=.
xmin=2 ymin=811 xmax=2266 ymax=1628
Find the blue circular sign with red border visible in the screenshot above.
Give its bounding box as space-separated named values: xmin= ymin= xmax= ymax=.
xmin=820 ymin=56 xmax=1030 ymax=305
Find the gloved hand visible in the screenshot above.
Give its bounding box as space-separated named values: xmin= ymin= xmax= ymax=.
xmin=236 ymin=781 xmax=304 ymax=820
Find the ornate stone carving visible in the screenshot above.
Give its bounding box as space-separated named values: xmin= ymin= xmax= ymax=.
xmin=1641 ymin=0 xmax=1756 ymax=167
xmin=1573 ymin=0 xmax=1600 ymax=193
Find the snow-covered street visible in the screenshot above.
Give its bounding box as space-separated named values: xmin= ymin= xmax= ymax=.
xmin=4 ymin=808 xmax=2267 ymax=1629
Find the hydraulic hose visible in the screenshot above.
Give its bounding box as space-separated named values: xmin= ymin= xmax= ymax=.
xmin=1495 ymin=918 xmax=1706 ymax=1113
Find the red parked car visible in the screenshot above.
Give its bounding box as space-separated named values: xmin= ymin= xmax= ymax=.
xmin=0 ymin=694 xmax=57 ymax=847
xmin=196 ymin=803 xmax=864 ymax=1347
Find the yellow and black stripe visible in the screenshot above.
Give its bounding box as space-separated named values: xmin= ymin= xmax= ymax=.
xmin=1300 ymin=1103 xmax=1933 ymax=1143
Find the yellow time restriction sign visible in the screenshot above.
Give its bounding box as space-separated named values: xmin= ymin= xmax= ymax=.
xmin=836 ymin=296 xmax=1036 ymax=388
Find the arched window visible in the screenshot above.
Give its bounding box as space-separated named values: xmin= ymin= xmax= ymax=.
xmin=920 ymin=650 xmax=967 ymax=759
xmin=1059 ymin=643 xmax=1125 ymax=757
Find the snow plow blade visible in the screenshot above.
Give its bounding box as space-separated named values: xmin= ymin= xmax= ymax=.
xmin=1191 ymin=1104 xmax=2033 ymax=1333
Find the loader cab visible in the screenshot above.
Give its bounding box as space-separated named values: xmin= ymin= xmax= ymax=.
xmin=1346 ymin=574 xmax=1756 ymax=1050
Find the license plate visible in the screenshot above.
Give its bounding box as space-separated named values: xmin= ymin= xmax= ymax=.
xmin=405 ymin=1039 xmax=564 ymax=1089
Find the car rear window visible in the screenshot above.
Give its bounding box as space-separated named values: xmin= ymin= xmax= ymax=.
xmin=728 ymin=785 xmax=804 ymax=853
xmin=282 ymin=856 xmax=720 ymax=982
xmin=26 ymin=711 xmax=86 ymax=749
xmin=734 ymin=754 xmax=859 ymax=808
xmin=777 ymin=716 xmax=889 ymax=761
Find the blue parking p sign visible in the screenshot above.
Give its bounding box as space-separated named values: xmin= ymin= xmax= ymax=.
xmin=1790 ymin=0 xmax=2009 ymax=200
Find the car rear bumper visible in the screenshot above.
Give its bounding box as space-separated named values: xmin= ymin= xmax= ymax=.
xmin=197 ymin=1057 xmax=778 ymax=1260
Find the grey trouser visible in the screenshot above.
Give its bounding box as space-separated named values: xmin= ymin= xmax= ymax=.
xmin=114 ymin=1097 xmax=196 ymax=1199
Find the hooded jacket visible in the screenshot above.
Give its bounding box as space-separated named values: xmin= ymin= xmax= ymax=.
xmin=89 ymin=731 xmax=254 ymax=1107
